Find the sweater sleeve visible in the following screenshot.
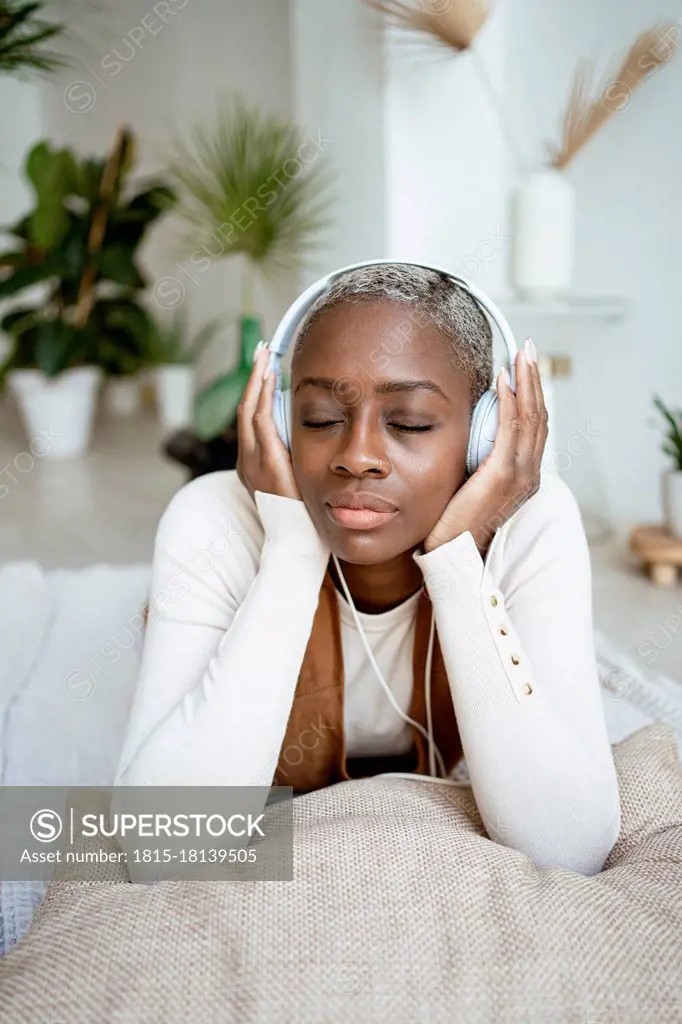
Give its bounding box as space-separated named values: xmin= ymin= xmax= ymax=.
xmin=112 ymin=479 xmax=331 ymax=790
xmin=412 ymin=471 xmax=621 ymax=875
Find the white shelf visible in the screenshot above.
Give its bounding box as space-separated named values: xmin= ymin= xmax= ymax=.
xmin=492 ymin=295 xmax=630 ymax=327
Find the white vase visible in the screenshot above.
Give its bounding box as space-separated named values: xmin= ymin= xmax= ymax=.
xmin=7 ymin=366 xmax=103 ymax=460
xmin=103 ymin=375 xmax=143 ymax=416
xmin=511 ymin=168 xmax=576 ymax=299
xmin=154 ymin=364 xmax=195 ymax=430
xmin=661 ymin=469 xmax=682 ymax=538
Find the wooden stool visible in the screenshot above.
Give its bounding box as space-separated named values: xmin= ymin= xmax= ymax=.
xmin=629 ymin=525 xmax=682 ymax=588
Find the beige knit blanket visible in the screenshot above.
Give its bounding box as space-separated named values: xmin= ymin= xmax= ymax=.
xmin=0 ymin=723 xmax=680 ymax=1024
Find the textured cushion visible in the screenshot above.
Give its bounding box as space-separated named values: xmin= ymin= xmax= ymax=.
xmin=0 ymin=724 xmax=680 ymax=1024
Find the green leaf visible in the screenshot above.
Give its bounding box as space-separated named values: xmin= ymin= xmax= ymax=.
xmin=0 ymin=250 xmax=28 ymax=269
xmin=126 ymin=185 xmax=176 ymax=215
xmin=87 ymin=297 xmax=157 ymax=375
xmin=2 ymin=214 xmax=31 ymax=240
xmin=194 ymin=366 xmax=251 ymax=441
xmin=57 ymin=149 xmax=81 ymax=195
xmin=97 ymin=246 xmax=145 ymax=288
xmin=24 ymin=141 xmax=76 ymax=247
xmin=0 ymin=4 xmax=67 ymax=76
xmin=34 ymin=320 xmax=87 ymax=377
xmin=108 ymin=185 xmax=176 ymax=246
xmin=100 ymin=298 xmax=154 ymax=342
xmin=76 ymin=158 xmax=107 ymax=203
xmin=25 ymin=140 xmax=52 ymax=189
xmin=653 ymin=394 xmax=682 ymax=433
xmin=28 ymin=198 xmax=69 ymax=248
xmin=2 ymin=4 xmax=43 ymax=33
xmin=0 ymin=258 xmax=58 ymax=298
xmin=0 ymin=305 xmax=40 ymax=335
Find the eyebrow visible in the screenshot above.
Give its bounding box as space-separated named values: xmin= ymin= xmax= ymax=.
xmin=294 ymin=376 xmax=450 ymax=403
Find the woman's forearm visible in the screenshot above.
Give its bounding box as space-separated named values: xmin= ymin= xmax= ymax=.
xmin=113 ymin=486 xmax=331 ymax=790
xmin=414 ymin=528 xmax=621 ymax=875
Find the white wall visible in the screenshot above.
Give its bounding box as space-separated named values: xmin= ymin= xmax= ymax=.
xmin=384 ymin=6 xmax=511 ymax=297
xmin=0 ymin=78 xmax=43 ymax=227
xmin=503 ymin=0 xmax=682 ymax=528
xmin=290 ymin=0 xmax=387 ymax=285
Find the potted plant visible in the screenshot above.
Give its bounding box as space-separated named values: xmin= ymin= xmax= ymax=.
xmin=162 ymin=92 xmax=333 ymax=471
xmin=0 ymin=127 xmax=175 ymax=457
xmin=652 ymin=395 xmax=682 ymax=538
xmin=148 ymin=309 xmax=228 ymax=430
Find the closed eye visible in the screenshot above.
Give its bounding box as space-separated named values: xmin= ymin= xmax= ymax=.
xmin=302 ymin=420 xmax=434 ymax=433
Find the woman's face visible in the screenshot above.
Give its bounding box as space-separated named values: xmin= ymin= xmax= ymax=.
xmin=290 ymin=298 xmax=474 ymax=564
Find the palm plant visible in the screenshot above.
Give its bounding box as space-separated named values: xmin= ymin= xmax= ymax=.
xmin=164 ymin=92 xmax=334 ymax=441
xmin=0 ymin=1 xmax=66 ymax=74
xmin=653 ymin=395 xmax=682 ymax=471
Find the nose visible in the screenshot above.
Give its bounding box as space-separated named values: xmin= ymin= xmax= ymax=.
xmin=330 ymin=417 xmax=389 ymax=478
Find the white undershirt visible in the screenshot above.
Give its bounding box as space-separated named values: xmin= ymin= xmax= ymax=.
xmin=336 ymin=583 xmax=421 ymax=757
xmin=113 ymin=467 xmax=622 ymax=875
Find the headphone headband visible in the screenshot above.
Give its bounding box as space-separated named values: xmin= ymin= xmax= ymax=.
xmin=267 ymin=257 xmax=517 ymax=391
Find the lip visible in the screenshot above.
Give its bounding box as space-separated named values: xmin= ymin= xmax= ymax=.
xmin=325 ymin=505 xmax=399 ymax=530
xmin=326 ymin=492 xmax=398 ymax=513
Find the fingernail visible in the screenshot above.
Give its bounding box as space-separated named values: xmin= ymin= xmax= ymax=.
xmin=498 ymin=366 xmax=511 ymax=390
xmin=525 ymin=337 xmax=537 ymax=366
xmin=252 ymin=340 xmax=265 ymax=365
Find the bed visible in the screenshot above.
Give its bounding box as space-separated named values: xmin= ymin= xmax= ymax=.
xmin=0 ymin=560 xmax=680 ymax=1022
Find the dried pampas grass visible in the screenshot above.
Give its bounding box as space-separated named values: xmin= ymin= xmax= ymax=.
xmin=363 ymin=0 xmax=528 ymax=170
xmin=364 ymin=0 xmax=490 ymax=54
xmin=549 ymin=22 xmax=681 ymax=169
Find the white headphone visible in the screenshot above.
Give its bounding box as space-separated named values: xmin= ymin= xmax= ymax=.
xmin=263 ymin=258 xmax=518 ymax=786
xmin=265 ymin=257 xmax=518 ymax=475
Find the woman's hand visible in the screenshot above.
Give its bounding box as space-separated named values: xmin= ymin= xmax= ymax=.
xmin=236 ymin=342 xmax=302 ymax=502
xmin=423 ymin=338 xmax=549 ymax=557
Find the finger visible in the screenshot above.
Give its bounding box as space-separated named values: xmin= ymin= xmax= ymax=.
xmin=489 ymin=365 xmax=519 ymax=471
xmin=252 ymin=363 xmax=283 ymax=456
xmin=516 ymin=344 xmax=539 ymax=421
xmin=527 ymin=341 xmax=545 ymax=415
xmin=237 ymin=345 xmax=270 ymax=452
xmin=521 ymin=351 xmax=546 ymax=491
xmin=530 ymin=357 xmax=550 ymax=466
xmin=514 ymin=346 xmax=541 ymax=474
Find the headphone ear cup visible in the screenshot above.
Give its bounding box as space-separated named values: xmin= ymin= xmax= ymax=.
xmin=272 ymin=387 xmax=292 ymax=451
xmin=466 ymin=388 xmax=499 ymax=475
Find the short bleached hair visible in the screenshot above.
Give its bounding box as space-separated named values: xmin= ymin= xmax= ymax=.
xmin=290 ymin=263 xmax=493 ymax=409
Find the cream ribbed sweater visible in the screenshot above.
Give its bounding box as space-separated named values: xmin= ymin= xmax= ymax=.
xmin=113 ymin=467 xmax=621 ymax=875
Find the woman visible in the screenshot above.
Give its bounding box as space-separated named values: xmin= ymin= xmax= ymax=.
xmin=113 ymin=264 xmax=621 ymax=875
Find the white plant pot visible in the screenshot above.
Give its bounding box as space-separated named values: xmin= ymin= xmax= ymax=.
xmin=511 ymin=168 xmax=576 ymax=299
xmin=103 ymin=375 xmax=143 ymax=416
xmin=154 ymin=364 xmax=195 ymax=430
xmin=661 ymin=469 xmax=682 ymax=538
xmin=7 ymin=366 xmax=103 ymax=460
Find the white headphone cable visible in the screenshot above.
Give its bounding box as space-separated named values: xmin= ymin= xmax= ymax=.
xmin=425 ymin=605 xmax=437 ymax=779
xmin=331 ymin=552 xmax=448 ymax=780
